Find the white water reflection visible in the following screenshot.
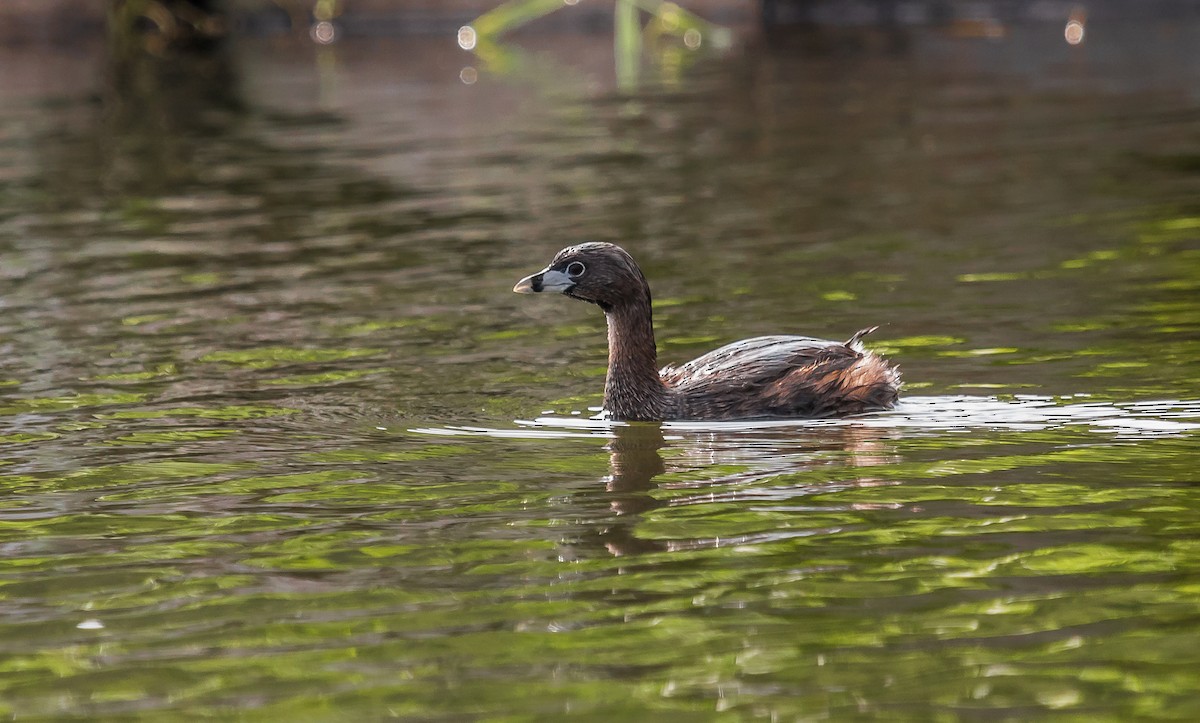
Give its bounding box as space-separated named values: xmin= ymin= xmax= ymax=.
xmin=413 ymin=395 xmax=1200 ymax=440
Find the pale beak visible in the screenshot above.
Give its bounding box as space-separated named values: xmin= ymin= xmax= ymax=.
xmin=513 ymin=268 xmax=574 ymax=294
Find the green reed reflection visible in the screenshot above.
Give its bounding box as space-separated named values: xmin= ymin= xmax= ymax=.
xmin=463 ymin=0 xmax=732 ymax=88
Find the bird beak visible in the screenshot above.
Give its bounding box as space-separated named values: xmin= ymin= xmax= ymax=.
xmin=514 ymin=268 xmax=574 ymax=294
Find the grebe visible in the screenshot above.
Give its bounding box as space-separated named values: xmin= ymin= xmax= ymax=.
xmin=514 ymin=242 xmax=900 ymax=421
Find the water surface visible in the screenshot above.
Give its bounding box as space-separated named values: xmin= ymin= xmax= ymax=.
xmin=1 ymin=22 xmax=1199 ymax=719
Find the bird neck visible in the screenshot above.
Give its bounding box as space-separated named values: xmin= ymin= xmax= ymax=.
xmin=603 ymin=296 xmax=671 ymax=421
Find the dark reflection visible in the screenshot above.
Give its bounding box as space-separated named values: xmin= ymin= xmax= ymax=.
xmin=595 ymin=423 xmax=670 ymax=556
xmin=760 ymin=1 xmax=910 ymax=55
xmin=604 ymin=423 xmax=667 ymax=500
xmin=110 ymin=0 xmax=229 ymax=56
xmin=35 ymin=22 xmax=243 ymax=208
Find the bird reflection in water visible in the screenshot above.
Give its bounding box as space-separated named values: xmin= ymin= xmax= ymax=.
xmin=594 ymin=422 xmax=901 ymax=557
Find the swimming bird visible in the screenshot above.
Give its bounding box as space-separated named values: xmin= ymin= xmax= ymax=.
xmin=514 ymin=242 xmax=900 ymax=421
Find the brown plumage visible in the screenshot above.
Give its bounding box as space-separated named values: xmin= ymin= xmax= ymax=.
xmin=514 ymin=242 xmax=900 ymax=421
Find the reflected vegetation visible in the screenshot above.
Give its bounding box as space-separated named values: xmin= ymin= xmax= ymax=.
xmin=460 ymin=0 xmax=734 ymax=89
xmin=1 ymin=9 xmax=1199 ymax=721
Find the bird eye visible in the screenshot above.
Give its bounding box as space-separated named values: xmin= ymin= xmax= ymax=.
xmin=566 ymin=261 xmax=586 ymax=278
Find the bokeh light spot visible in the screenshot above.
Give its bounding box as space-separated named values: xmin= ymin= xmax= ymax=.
xmin=457 ymin=26 xmax=477 ymax=51
xmin=310 ymin=20 xmax=337 ymax=45
xmin=1065 ymin=19 xmax=1085 ymax=45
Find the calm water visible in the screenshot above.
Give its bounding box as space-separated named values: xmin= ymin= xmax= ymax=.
xmin=2 ymin=20 xmax=1199 ymax=719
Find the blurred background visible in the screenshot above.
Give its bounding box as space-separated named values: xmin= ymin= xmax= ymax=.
xmin=5 ymin=0 xmax=1200 ymax=42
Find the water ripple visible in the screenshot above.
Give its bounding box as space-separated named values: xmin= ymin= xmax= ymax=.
xmin=412 ymin=395 xmax=1200 ymax=441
